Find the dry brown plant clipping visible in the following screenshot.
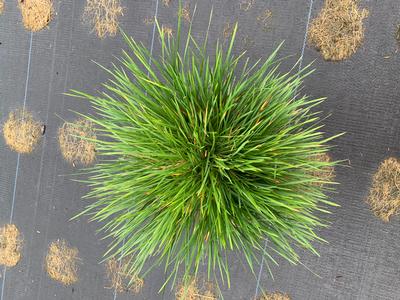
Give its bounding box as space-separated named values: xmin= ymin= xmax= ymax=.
xmin=3 ymin=109 xmax=43 ymax=154
xmin=257 ymin=9 xmax=272 ymax=31
xmin=83 ymin=0 xmax=124 ymax=38
xmin=45 ymin=239 xmax=79 ymax=285
xmin=18 ymin=0 xmax=54 ymax=32
xmin=396 ymin=25 xmax=400 ymax=46
xmin=223 ymin=22 xmax=233 ymax=40
xmin=311 ymin=153 xmax=335 ymax=186
xmin=260 ymin=291 xmax=291 ymax=300
xmin=176 ymin=278 xmax=216 ymax=300
xmin=367 ymin=157 xmax=400 ymax=222
xmin=143 ymin=16 xmax=155 ymax=25
xmin=58 ymin=119 xmax=96 ymax=166
xmin=308 ymin=0 xmax=368 ymax=61
xmin=179 ymin=2 xmax=191 ymax=23
xmin=239 ymin=0 xmax=255 ymax=11
xmin=162 ymin=25 xmax=173 ymax=38
xmin=0 ymin=224 xmax=22 ymax=267
xmin=106 ymin=258 xmax=144 ymax=294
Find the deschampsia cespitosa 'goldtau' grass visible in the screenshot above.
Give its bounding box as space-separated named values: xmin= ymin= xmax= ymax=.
xmin=71 ymin=8 xmax=339 ymax=294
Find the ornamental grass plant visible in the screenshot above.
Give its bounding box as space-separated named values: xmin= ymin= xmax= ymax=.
xmin=71 ymin=8 xmax=339 ymax=293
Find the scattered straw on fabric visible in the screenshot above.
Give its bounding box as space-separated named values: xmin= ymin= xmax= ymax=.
xmin=106 ymin=257 xmax=144 ymax=294
xmin=45 ymin=239 xmax=79 ymax=285
xmin=18 ymin=0 xmax=54 ymax=32
xmin=58 ymin=119 xmax=96 ymax=166
xmin=0 ymin=224 xmax=22 ymax=267
xmin=367 ymin=157 xmax=400 ymax=222
xmin=83 ymin=0 xmax=124 ymax=38
xmin=3 ymin=109 xmax=42 ymax=154
xmin=308 ymin=0 xmax=368 ymax=61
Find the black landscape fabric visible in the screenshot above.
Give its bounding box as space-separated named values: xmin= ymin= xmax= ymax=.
xmin=1 ymin=0 xmax=400 ymax=299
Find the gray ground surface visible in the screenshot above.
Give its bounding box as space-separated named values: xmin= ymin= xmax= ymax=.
xmin=0 ymin=0 xmax=399 ymax=299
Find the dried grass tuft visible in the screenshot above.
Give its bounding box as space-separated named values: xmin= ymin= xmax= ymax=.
xmin=2 ymin=109 xmax=42 ymax=154
xmin=260 ymin=291 xmax=291 ymax=300
xmin=308 ymin=0 xmax=368 ymax=61
xmin=45 ymin=239 xmax=79 ymax=285
xmin=179 ymin=2 xmax=191 ymax=23
xmin=143 ymin=16 xmax=154 ymax=25
xmin=257 ymin=9 xmax=272 ymax=31
xmin=311 ymin=153 xmax=335 ymax=186
xmin=58 ymin=119 xmax=96 ymax=166
xmin=18 ymin=0 xmax=54 ymax=32
xmin=240 ymin=34 xmax=255 ymax=52
xmin=0 ymin=224 xmax=22 ymax=267
xmin=176 ymin=278 xmax=216 ymax=300
xmin=162 ymin=25 xmax=173 ymax=38
xmin=223 ymin=22 xmax=233 ymax=40
xmin=366 ymin=157 xmax=400 ymax=222
xmin=83 ymin=0 xmax=124 ymax=39
xmin=163 ymin=0 xmax=172 ymax=7
xmin=106 ymin=257 xmax=144 ymax=294
xmin=239 ymin=0 xmax=255 ymax=11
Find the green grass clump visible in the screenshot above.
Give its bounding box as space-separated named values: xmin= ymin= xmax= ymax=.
xmin=71 ymin=11 xmax=339 ymax=293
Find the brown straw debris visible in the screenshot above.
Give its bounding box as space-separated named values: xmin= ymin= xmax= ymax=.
xmin=223 ymin=22 xmax=233 ymax=40
xmin=179 ymin=2 xmax=191 ymax=23
xmin=163 ymin=0 xmax=172 ymax=7
xmin=58 ymin=119 xmax=96 ymax=166
xmin=239 ymin=0 xmax=255 ymax=11
xmin=257 ymin=9 xmax=272 ymax=31
xmin=18 ymin=0 xmax=54 ymax=32
xmin=106 ymin=257 xmax=144 ymax=294
xmin=0 ymin=224 xmax=22 ymax=267
xmin=367 ymin=157 xmax=400 ymax=222
xmin=176 ymin=278 xmax=216 ymax=300
xmin=143 ymin=16 xmax=154 ymax=25
xmin=396 ymin=24 xmax=400 ymax=46
xmin=311 ymin=153 xmax=335 ymax=186
xmin=83 ymin=0 xmax=124 ymax=38
xmin=260 ymin=291 xmax=291 ymax=300
xmin=45 ymin=239 xmax=79 ymax=285
xmin=2 ymin=109 xmax=43 ymax=154
xmin=162 ymin=25 xmax=173 ymax=38
xmin=308 ymin=0 xmax=368 ymax=61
